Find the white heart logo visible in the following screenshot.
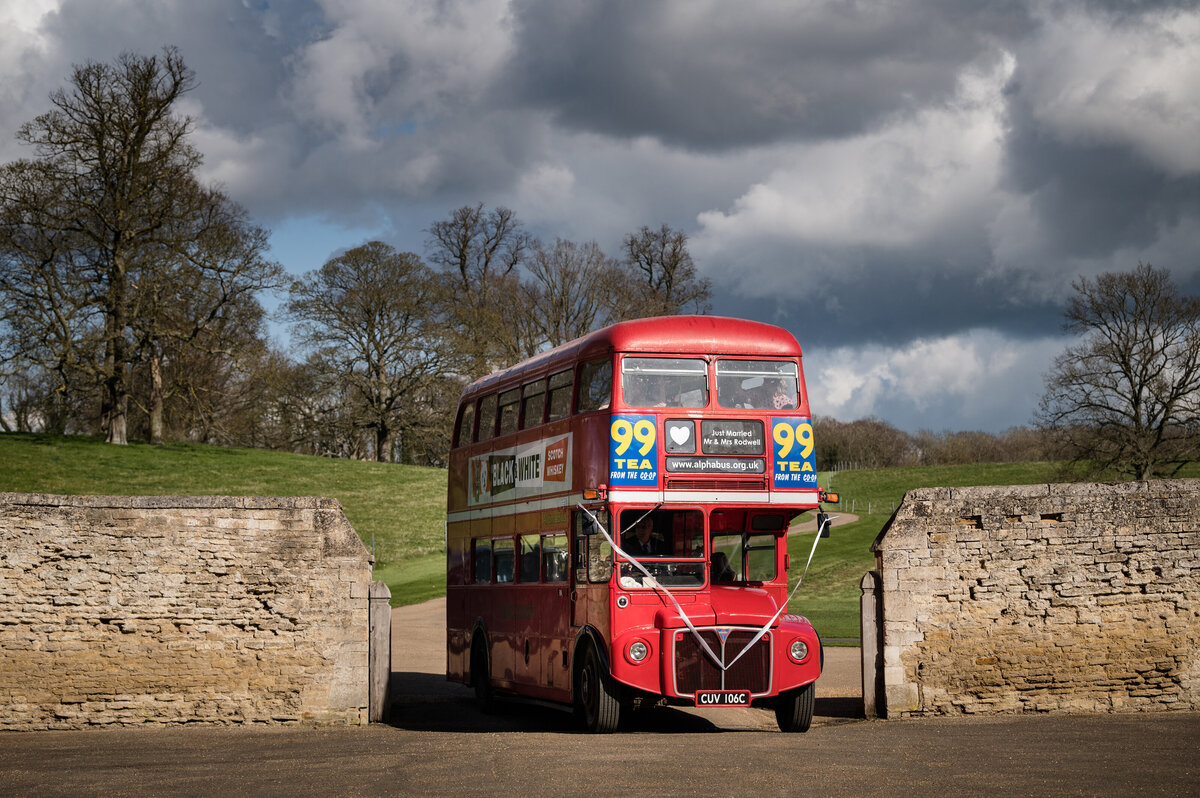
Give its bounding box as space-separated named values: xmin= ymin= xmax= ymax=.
xmin=669 ymin=426 xmax=691 ymax=445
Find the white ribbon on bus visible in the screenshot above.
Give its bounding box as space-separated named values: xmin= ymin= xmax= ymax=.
xmin=576 ymin=503 xmax=828 ymax=674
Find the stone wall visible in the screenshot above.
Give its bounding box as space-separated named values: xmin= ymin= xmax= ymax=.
xmin=0 ymin=493 xmax=374 ymax=729
xmin=870 ymin=480 xmax=1200 ymax=717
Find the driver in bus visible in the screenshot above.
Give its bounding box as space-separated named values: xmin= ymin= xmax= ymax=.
xmin=621 ymin=516 xmax=665 ymax=557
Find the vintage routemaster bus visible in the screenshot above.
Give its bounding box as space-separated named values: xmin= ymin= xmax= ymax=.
xmin=445 ymin=315 xmax=836 ymax=732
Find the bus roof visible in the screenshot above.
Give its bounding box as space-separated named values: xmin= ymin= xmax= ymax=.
xmin=465 ymin=315 xmax=803 ymax=396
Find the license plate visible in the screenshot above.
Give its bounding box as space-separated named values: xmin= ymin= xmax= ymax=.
xmin=694 ymin=690 xmax=751 ymax=707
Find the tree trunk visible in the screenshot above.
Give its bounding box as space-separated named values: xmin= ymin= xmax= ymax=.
xmin=103 ymin=255 xmax=129 ymax=445
xmin=149 ymin=348 xmax=164 ymax=445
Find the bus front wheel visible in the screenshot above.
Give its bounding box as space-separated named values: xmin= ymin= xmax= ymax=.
xmin=775 ymin=682 xmax=815 ymax=732
xmin=575 ymin=644 xmax=620 ymax=733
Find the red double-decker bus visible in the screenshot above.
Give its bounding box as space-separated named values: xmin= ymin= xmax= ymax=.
xmin=445 ymin=315 xmax=835 ymax=732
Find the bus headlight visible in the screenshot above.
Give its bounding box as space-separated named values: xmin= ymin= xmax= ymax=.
xmin=788 ymin=640 xmax=809 ymax=663
xmin=628 ymin=641 xmax=649 ymax=663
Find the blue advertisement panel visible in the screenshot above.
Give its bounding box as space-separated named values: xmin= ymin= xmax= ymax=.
xmin=771 ymin=417 xmax=818 ymax=489
xmin=609 ymin=414 xmax=658 ymax=487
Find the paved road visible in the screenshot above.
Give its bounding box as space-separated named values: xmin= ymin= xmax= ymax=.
xmin=1 ymin=598 xmax=1197 ymax=797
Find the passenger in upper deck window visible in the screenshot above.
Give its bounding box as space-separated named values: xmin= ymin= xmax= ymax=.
xmin=771 ymin=380 xmax=795 ymax=410
xmin=632 ymin=376 xmax=674 ymax=407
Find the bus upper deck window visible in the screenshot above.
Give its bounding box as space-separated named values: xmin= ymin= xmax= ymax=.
xmin=520 ymin=380 xmax=546 ymax=430
xmin=477 ymin=394 xmax=498 ymax=442
xmin=498 ymin=388 xmax=520 ymax=436
xmin=455 ymin=401 xmax=475 ymax=446
xmin=622 ymin=357 xmax=707 ymax=408
xmin=576 ymin=359 xmax=612 ymax=413
xmin=716 ymin=359 xmax=799 ymax=410
xmin=547 ymin=369 xmax=574 ymax=421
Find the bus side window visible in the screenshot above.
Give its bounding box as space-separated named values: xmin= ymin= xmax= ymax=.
xmin=477 ymin=395 xmax=498 ymax=442
xmin=520 ymin=380 xmax=546 ymax=430
xmin=547 ymin=369 xmax=573 ymax=422
xmin=745 ymin=536 xmax=777 ymax=581
xmin=498 ymin=388 xmax=520 ymax=436
xmin=473 ymin=538 xmax=492 ymax=583
xmin=494 ymin=538 xmax=515 ymax=583
xmin=448 ymin=537 xmax=467 ymax=585
xmin=576 ymin=359 xmax=612 ymax=413
xmin=519 ymin=534 xmax=540 ymax=582
xmin=454 ymin=401 xmax=475 ymax=447
xmin=543 ymin=533 xmax=568 ymax=582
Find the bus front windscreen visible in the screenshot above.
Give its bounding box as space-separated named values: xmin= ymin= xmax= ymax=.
xmin=622 ymin=357 xmax=707 ymax=408
xmin=715 ymin=359 xmax=798 ymax=410
xmin=616 ymin=508 xmax=704 ymax=588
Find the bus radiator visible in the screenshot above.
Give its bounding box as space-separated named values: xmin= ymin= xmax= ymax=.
xmin=673 ymin=630 xmax=771 ymax=695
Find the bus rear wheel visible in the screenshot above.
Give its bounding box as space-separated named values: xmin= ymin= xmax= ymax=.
xmin=575 ymin=644 xmax=620 ymax=733
xmin=774 ymin=682 xmax=815 ymax=732
xmin=471 ymin=640 xmax=494 ymax=714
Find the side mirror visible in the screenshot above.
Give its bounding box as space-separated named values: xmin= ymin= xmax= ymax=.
xmin=817 ymin=511 xmax=831 ymax=538
xmin=819 ymin=490 xmax=839 ymax=504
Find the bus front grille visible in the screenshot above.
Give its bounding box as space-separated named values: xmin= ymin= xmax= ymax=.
xmin=673 ymin=630 xmax=771 ymax=695
xmin=664 ymin=478 xmax=767 ymax=492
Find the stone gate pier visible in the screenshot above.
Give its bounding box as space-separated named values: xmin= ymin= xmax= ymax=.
xmin=861 ymin=480 xmax=1200 ymax=718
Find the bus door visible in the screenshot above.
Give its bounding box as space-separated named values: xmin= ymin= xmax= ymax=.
xmin=572 ymin=508 xmax=613 ymax=635
xmin=535 ymin=528 xmax=571 ymax=691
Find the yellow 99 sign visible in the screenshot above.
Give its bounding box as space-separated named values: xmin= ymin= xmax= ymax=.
xmin=772 ymin=418 xmax=816 ymax=488
xmin=610 ymin=414 xmax=658 ymax=486
xmin=611 ymin=418 xmax=656 ymax=456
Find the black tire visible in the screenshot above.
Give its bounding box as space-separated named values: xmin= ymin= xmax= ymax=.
xmin=775 ymin=682 xmax=815 ymax=733
xmin=472 ymin=640 xmax=494 ymax=714
xmin=574 ymin=643 xmax=620 ymax=733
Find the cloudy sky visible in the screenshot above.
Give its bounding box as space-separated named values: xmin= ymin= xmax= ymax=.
xmin=2 ymin=0 xmax=1197 ymax=433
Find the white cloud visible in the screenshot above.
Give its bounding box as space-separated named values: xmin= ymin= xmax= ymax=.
xmin=0 ymin=0 xmax=61 ymax=160
xmin=287 ymin=0 xmax=516 ymax=147
xmin=693 ymin=52 xmax=1014 ymax=292
xmin=1016 ymin=5 xmax=1200 ymax=176
xmin=805 ymin=330 xmax=1065 ymax=431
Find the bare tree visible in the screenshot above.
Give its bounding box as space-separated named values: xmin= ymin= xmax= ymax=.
xmin=0 ymin=48 xmax=203 ymax=444
xmin=610 ymin=223 xmax=712 ymax=320
xmin=813 ymin=415 xmax=917 ymax=470
xmin=286 ymin=241 xmax=451 ymax=463
xmin=426 ymin=204 xmax=534 ymax=377
xmin=521 ymin=238 xmax=621 ymax=349
xmin=0 ymin=158 xmax=105 ymax=433
xmin=1038 ymin=263 xmax=1200 ymax=479
xmin=129 ymin=182 xmax=283 ymax=443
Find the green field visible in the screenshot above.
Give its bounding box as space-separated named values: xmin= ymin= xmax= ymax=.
xmin=2 ymin=433 xmax=1191 ymax=639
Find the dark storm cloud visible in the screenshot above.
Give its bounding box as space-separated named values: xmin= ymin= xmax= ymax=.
xmin=1000 ymin=92 xmax=1200 ymax=264
xmin=708 ymin=245 xmax=1064 ymax=351
xmin=39 ymin=0 xmax=324 ymax=132
xmin=503 ymin=0 xmax=1034 ymax=149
